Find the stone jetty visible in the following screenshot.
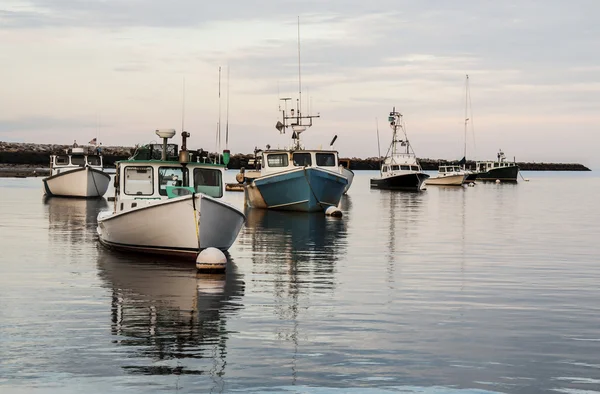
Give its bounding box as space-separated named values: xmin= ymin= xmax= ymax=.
xmin=0 ymin=141 xmax=591 ymax=177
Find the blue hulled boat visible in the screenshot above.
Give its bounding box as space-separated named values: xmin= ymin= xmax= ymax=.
xmin=244 ymin=150 xmax=348 ymax=212
xmin=238 ymin=101 xmax=348 ymax=213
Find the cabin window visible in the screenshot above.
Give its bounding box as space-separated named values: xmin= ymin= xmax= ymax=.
xmin=124 ymin=166 xmax=154 ymax=196
xmin=411 ymin=166 xmax=419 ymax=171
xmin=293 ymin=152 xmax=312 ymax=166
xmin=400 ymin=165 xmax=410 ymax=170
xmin=267 ymin=153 xmax=289 ymax=167
xmin=87 ymin=156 xmax=101 ymax=166
xmin=391 ymin=165 xmax=399 ymax=171
xmin=194 ymin=168 xmax=223 ymax=198
xmin=55 ymin=155 xmax=69 ymax=165
xmin=382 ymin=166 xmax=388 ymax=173
xmin=316 ymin=153 xmax=336 ymax=167
xmin=158 ymin=167 xmax=187 ymax=196
xmin=71 ymin=156 xmax=85 ymax=166
xmin=440 ymin=167 xmax=446 ymax=173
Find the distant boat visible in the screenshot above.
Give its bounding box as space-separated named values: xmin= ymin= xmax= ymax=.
xmin=97 ymin=129 xmax=245 ymax=259
xmin=475 ymin=149 xmax=520 ymax=182
xmin=42 ymin=143 xmax=110 ymax=198
xmin=370 ymin=108 xmax=429 ymax=191
xmin=425 ymin=165 xmax=468 ymax=186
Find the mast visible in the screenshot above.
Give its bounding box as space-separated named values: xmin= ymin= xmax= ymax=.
xmin=225 ymin=66 xmax=230 ymax=150
xmin=274 ymin=16 xmax=319 ymax=150
xmin=464 ymin=74 xmax=469 ymax=160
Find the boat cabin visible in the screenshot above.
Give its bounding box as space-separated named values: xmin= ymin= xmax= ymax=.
xmin=113 ymin=160 xmax=225 ymax=213
xmin=438 ymin=165 xmax=463 ymax=175
xmin=50 ymin=147 xmax=103 ymax=176
xmin=380 ymin=152 xmax=422 ymax=176
xmin=476 ymin=160 xmax=516 ymax=173
xmin=258 ymin=150 xmax=340 ymax=175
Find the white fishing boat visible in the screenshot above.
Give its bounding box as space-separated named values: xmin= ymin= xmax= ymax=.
xmin=370 ymin=108 xmax=429 ymax=191
xmin=425 ymin=165 xmax=468 ymax=186
xmin=97 ymin=129 xmax=245 ymax=259
xmin=42 ymin=144 xmax=110 ymax=198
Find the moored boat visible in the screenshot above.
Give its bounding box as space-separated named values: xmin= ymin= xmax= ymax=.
xmin=474 ymin=149 xmax=520 ymax=182
xmin=425 ymin=165 xmax=468 ymax=186
xmin=42 ymin=144 xmax=110 ymax=198
xmin=370 ymin=108 xmax=429 ymax=191
xmin=97 ymin=129 xmax=245 ymax=259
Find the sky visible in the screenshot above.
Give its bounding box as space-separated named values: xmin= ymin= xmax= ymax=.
xmin=1 ymin=0 xmax=599 ymax=166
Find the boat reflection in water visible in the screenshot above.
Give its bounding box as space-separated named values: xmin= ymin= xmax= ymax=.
xmin=96 ymin=251 xmax=244 ymax=382
xmin=242 ymin=207 xmax=348 ymax=284
xmin=44 ymin=196 xmax=108 ymax=244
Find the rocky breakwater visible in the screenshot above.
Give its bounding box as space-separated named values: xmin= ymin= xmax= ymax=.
xmin=0 ymin=141 xmax=133 ymax=177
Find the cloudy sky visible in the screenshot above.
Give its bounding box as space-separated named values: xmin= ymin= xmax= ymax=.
xmin=1 ymin=0 xmax=599 ymax=166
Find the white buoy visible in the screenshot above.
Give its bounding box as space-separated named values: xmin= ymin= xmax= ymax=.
xmin=468 ymin=182 xmax=475 ymax=187
xmin=495 ymin=179 xmax=501 ymax=183
xmin=325 ymin=206 xmax=343 ymax=217
xmin=196 ymin=247 xmax=227 ymax=272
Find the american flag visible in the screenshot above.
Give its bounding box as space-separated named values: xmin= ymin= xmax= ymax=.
xmin=88 ymin=138 xmax=97 ymax=145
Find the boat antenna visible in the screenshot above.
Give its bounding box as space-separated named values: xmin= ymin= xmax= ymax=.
xmin=217 ymin=66 xmax=222 ymax=153
xmin=226 ymin=65 xmax=230 ymax=149
xmin=467 ymin=74 xmax=476 ymax=160
xmin=297 ymin=15 xmax=302 ymax=118
xmin=376 ymin=117 xmax=382 ymax=175
xmin=464 ymin=74 xmax=468 ymax=161
xmin=181 ymin=76 xmax=186 ymax=134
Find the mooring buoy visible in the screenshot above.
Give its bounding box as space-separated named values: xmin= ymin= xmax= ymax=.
xmin=196 ymin=247 xmax=227 ymax=272
xmin=325 ymin=206 xmax=343 ymax=217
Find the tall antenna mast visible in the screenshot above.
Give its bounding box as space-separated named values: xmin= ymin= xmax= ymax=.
xmin=464 ymin=74 xmax=469 ymax=160
xmin=218 ymin=66 xmax=222 ymax=152
xmin=297 ymin=16 xmax=302 ymax=117
xmin=226 ymin=66 xmax=230 ymax=149
xmin=181 ymin=76 xmax=186 ymax=134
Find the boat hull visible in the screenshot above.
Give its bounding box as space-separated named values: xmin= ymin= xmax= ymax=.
xmin=425 ymin=174 xmax=467 ymax=186
xmin=97 ymin=194 xmax=245 ymax=258
xmin=370 ymin=172 xmax=430 ymax=191
xmin=465 ymin=172 xmax=478 ymax=182
xmin=476 ymin=165 xmax=519 ymax=182
xmin=341 ymin=167 xmax=354 ymax=194
xmin=245 ymin=167 xmax=348 ymax=212
xmin=43 ymin=167 xmax=111 ymax=198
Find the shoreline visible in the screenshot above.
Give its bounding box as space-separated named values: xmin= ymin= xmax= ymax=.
xmin=0 ymin=141 xmax=591 ymax=178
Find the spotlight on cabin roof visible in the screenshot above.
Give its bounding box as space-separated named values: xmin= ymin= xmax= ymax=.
xmin=155 ymin=129 xmax=176 ymax=139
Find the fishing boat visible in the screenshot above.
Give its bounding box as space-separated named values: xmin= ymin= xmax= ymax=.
xmin=339 ymin=159 xmax=354 ymax=194
xmin=241 ymin=116 xmax=348 ymax=212
xmin=42 ymin=143 xmax=110 ymax=198
xmin=475 ymin=149 xmax=520 ymax=182
xmin=425 ymin=165 xmax=468 ymax=186
xmin=237 ymin=18 xmax=348 ymax=212
xmin=370 ymin=108 xmax=429 ymax=191
xmin=97 ymin=129 xmax=245 ymax=259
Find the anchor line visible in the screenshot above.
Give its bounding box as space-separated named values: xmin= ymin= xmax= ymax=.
xmin=191 ymin=192 xmax=200 ymax=250
xmin=303 ymin=167 xmax=325 ymax=211
xmin=89 ymin=166 xmax=101 ymax=196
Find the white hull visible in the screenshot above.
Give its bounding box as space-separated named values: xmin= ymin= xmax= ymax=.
xmin=341 ymin=167 xmax=354 ymax=194
xmin=425 ymin=174 xmax=467 ymax=186
xmin=43 ymin=167 xmax=111 ymax=197
xmin=97 ymin=194 xmax=245 ymax=258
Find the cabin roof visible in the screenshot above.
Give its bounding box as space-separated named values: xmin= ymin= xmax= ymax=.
xmin=261 ymin=149 xmax=339 ymax=154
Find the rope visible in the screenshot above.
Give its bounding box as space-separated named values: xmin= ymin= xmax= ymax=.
xmin=303 ymin=167 xmax=325 ymax=211
xmin=89 ymin=166 xmax=101 ymax=196
xmin=192 ymin=192 xmax=200 ymax=249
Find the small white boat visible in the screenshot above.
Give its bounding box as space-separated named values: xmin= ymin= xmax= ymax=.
xmin=97 ymin=129 xmax=245 ymax=259
xmin=425 ymin=165 xmax=468 ymax=186
xmin=42 ymin=145 xmax=110 ymax=198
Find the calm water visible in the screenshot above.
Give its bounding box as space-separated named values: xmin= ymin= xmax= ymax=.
xmin=1 ymin=171 xmax=600 ymax=394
